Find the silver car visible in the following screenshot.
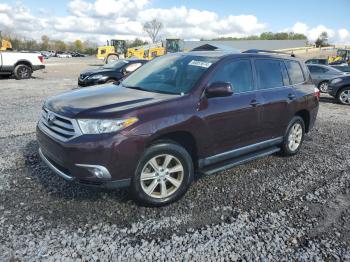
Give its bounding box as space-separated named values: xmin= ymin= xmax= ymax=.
xmin=307 ymin=64 xmax=347 ymax=92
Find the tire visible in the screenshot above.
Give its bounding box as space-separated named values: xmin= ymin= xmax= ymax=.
xmin=318 ymin=81 xmax=329 ymax=93
xmin=130 ymin=141 xmax=194 ymax=206
xmin=105 ymin=78 xmax=116 ymax=84
xmin=336 ymin=87 xmax=350 ymax=105
xmin=280 ymin=116 xmax=305 ymax=156
xmin=106 ymin=54 xmax=119 ymax=64
xmin=14 ymin=64 xmax=32 ymax=80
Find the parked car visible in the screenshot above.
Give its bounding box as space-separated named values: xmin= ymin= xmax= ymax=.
xmin=328 ymin=75 xmax=350 ymax=105
xmin=56 ymin=52 xmax=72 ymax=58
xmin=37 ymin=51 xmax=319 ymax=206
xmin=307 ymin=64 xmax=347 ymax=92
xmin=71 ymin=52 xmax=86 ymax=57
xmin=78 ymin=59 xmax=147 ymax=87
xmin=0 ymin=51 xmax=45 ymax=79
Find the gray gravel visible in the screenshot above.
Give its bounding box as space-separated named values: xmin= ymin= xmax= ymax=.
xmin=0 ymin=57 xmax=350 ymax=261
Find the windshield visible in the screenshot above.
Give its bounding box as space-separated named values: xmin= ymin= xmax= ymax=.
xmin=122 ymin=54 xmax=219 ymax=94
xmin=103 ymin=60 xmax=128 ymax=69
xmin=337 ymin=50 xmax=348 ymax=58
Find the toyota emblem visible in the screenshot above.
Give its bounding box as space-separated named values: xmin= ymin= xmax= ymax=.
xmin=47 ymin=112 xmax=56 ymax=125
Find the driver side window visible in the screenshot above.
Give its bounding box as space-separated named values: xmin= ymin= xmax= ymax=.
xmin=210 ymin=59 xmax=254 ymax=93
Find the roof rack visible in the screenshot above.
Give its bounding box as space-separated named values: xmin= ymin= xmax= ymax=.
xmin=243 ymin=49 xmax=295 ymax=57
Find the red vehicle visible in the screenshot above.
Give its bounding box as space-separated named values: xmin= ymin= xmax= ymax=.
xmin=37 ymin=50 xmax=319 ymax=206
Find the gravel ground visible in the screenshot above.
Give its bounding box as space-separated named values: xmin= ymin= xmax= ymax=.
xmin=0 ymin=57 xmax=350 ymax=261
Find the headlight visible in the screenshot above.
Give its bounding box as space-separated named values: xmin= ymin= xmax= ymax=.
xmin=89 ymin=74 xmax=104 ymax=80
xmin=330 ymin=78 xmax=343 ymax=85
xmin=78 ymin=118 xmax=138 ymax=134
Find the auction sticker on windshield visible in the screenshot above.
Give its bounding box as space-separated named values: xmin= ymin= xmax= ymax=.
xmin=189 ymin=60 xmax=212 ymax=68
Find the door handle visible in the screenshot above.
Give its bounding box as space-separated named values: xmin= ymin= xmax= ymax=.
xmin=288 ymin=93 xmax=296 ymax=100
xmin=250 ymin=99 xmax=261 ymax=107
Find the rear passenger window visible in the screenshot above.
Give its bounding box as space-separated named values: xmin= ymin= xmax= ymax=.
xmin=255 ymin=59 xmax=284 ymax=89
xmin=285 ymin=60 xmax=305 ymax=84
xmin=211 ymin=59 xmax=254 ymax=93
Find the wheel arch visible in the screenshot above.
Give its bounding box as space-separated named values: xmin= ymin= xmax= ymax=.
xmin=14 ymin=60 xmax=33 ymax=70
xmin=148 ymin=131 xmax=198 ymax=168
xmin=336 ymin=85 xmax=350 ymax=98
xmin=295 ymin=109 xmax=310 ymax=133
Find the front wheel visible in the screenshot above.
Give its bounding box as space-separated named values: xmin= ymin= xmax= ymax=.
xmin=336 ymin=87 xmax=350 ymax=105
xmin=130 ymin=142 xmax=194 ymax=206
xmin=280 ymin=116 xmax=305 ymax=156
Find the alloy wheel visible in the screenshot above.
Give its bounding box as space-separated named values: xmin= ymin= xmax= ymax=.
xmin=140 ymin=154 xmax=184 ymax=199
xmin=19 ymin=67 xmax=30 ymax=78
xmin=319 ymin=82 xmax=328 ymax=92
xmin=339 ymin=90 xmax=350 ymax=105
xmin=288 ymin=122 xmax=303 ymax=152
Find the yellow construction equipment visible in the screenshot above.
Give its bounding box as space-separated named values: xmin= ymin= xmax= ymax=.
xmin=126 ymin=38 xmax=184 ymax=60
xmin=127 ymin=42 xmax=164 ymax=60
xmin=328 ymin=49 xmax=350 ymax=65
xmin=0 ymin=31 xmax=12 ymax=51
xmin=96 ymin=39 xmax=127 ymax=63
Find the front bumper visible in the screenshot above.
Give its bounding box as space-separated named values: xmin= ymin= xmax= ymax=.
xmin=78 ymin=77 xmax=109 ymax=87
xmin=327 ymin=84 xmax=341 ymax=97
xmin=36 ymin=124 xmax=146 ymax=188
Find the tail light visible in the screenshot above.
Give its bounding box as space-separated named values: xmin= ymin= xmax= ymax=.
xmin=314 ymin=87 xmax=320 ymax=100
xmin=38 ymin=55 xmax=44 ymax=63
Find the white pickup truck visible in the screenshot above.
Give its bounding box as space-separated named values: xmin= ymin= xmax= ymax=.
xmin=0 ymin=51 xmax=45 ymax=79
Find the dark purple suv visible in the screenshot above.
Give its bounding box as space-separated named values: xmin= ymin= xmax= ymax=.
xmin=37 ymin=51 xmax=319 ymax=206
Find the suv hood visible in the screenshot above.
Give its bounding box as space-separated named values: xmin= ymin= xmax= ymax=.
xmin=45 ymin=85 xmax=178 ymax=118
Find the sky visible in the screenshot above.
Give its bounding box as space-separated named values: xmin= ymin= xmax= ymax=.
xmin=0 ymin=0 xmax=349 ymax=44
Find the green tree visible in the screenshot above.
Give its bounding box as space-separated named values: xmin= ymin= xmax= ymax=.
xmin=41 ymin=35 xmax=49 ymax=50
xmin=73 ymin=39 xmax=84 ymax=52
xmin=260 ymin=32 xmax=274 ymax=40
xmin=315 ymin=31 xmax=328 ymax=47
xmin=127 ymin=38 xmax=148 ymax=48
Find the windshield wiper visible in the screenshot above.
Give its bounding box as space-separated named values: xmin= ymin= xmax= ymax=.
xmin=123 ymin=85 xmax=148 ymax=91
xmin=123 ymin=85 xmax=179 ymax=95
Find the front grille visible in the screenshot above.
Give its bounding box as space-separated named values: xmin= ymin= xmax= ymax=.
xmin=39 ymin=108 xmax=80 ymax=141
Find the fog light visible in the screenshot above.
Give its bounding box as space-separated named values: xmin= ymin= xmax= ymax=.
xmin=92 ymin=168 xmax=104 ymax=179
xmin=75 ymin=164 xmax=112 ymax=180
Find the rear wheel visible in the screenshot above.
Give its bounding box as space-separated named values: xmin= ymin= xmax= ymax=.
xmin=14 ymin=64 xmax=32 ymax=80
xmin=336 ymin=87 xmax=350 ymax=105
xmin=318 ymin=81 xmax=329 ymax=93
xmin=281 ymin=116 xmax=305 ymax=156
xmin=131 ymin=141 xmax=194 ymax=206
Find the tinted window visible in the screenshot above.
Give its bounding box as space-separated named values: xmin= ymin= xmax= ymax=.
xmin=285 ymin=60 xmax=305 ymax=84
xmin=255 ymin=59 xmax=284 ymax=89
xmin=210 ymin=59 xmax=254 ymax=93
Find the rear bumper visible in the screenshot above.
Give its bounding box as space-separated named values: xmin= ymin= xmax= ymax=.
xmin=33 ymin=65 xmax=45 ymax=71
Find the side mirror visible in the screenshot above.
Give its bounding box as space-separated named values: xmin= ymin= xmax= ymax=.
xmin=205 ymin=82 xmax=233 ymax=98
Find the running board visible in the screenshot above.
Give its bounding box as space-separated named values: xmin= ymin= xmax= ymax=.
xmin=200 ymin=146 xmax=280 ymax=176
